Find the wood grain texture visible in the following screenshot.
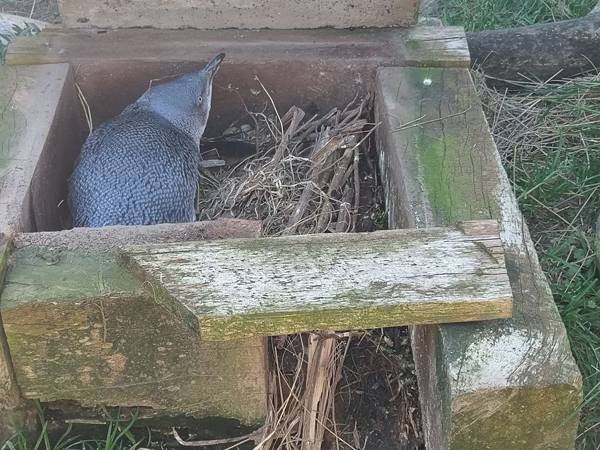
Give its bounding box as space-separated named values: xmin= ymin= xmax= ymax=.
xmin=122 ymin=224 xmax=512 ymax=341
xmin=375 ymin=67 xmax=582 ymax=449
xmin=5 ymin=27 xmax=469 ymax=68
xmin=406 ymin=26 xmax=470 ymax=67
xmin=0 ymin=63 xmax=82 ymax=233
xmin=16 ymin=218 xmax=262 ymax=254
xmin=57 ymin=0 xmax=418 ymax=29
xmin=467 ymin=14 xmax=600 ymax=83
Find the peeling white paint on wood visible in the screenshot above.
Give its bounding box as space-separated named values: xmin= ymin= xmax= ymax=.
xmin=406 ymin=26 xmax=471 ymax=66
xmin=124 ymin=223 xmax=513 ymax=339
xmin=449 ymin=326 xmax=543 ymax=392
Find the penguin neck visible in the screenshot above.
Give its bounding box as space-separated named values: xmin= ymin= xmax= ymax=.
xmin=133 ymin=100 xmax=204 ymax=147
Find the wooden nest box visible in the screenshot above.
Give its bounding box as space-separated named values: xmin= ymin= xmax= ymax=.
xmin=0 ymin=1 xmax=582 ymax=449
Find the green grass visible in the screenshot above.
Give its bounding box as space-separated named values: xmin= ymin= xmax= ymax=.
xmin=1 ymin=406 xmax=143 ymax=450
xmin=475 ymin=69 xmax=600 ymax=450
xmin=440 ymin=2 xmax=600 ymax=448
xmin=439 ymin=2 xmax=600 ymax=446
xmin=439 ymin=0 xmax=597 ymax=31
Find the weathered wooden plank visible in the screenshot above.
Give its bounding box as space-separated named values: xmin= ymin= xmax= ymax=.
xmin=406 ymin=26 xmax=470 ymax=67
xmin=1 ymin=224 xmax=267 ymax=426
xmin=375 ymin=66 xmax=582 ymax=449
xmin=122 ymin=223 xmax=512 ymax=341
xmin=16 ymin=218 xmax=262 ymax=253
xmin=57 ymin=0 xmax=419 ymax=29
xmin=0 ymin=235 xmax=36 ymax=442
xmin=5 ymin=27 xmax=469 ymax=68
xmin=467 ymin=14 xmax=600 ymax=82
xmin=0 ymin=63 xmax=83 ymax=233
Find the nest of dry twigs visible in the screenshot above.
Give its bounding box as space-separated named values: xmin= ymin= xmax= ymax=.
xmin=197 ymin=85 xmax=377 ymax=236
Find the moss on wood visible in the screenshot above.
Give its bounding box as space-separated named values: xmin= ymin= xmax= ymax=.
xmin=122 ymin=225 xmax=512 ymax=340
xmin=450 ymin=384 xmax=581 ymax=450
xmin=376 ymin=66 xmax=582 ymax=449
xmin=0 ymin=236 xmax=38 ymax=441
xmin=1 ymin=245 xmax=267 ymax=426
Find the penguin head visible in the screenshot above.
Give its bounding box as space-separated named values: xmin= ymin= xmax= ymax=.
xmin=137 ymin=53 xmax=225 ymax=145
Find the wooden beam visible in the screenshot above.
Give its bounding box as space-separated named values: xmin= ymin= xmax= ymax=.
xmin=0 ymin=235 xmax=36 ymax=442
xmin=17 ymin=218 xmax=263 ymax=252
xmin=467 ymin=14 xmax=600 ymax=82
xmin=5 ymin=27 xmax=469 ymax=68
xmin=406 ymin=27 xmax=469 ymax=67
xmin=122 ymin=223 xmax=512 ymax=341
xmin=0 ymin=63 xmax=83 ymax=233
xmin=1 ymin=222 xmax=267 ymax=425
xmin=375 ymin=66 xmax=582 ymax=449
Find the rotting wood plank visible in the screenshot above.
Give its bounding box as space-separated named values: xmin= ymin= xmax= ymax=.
xmin=121 ymin=222 xmax=512 ymax=341
xmin=5 ymin=27 xmax=469 ymax=68
xmin=375 ymin=66 xmax=582 ymax=449
xmin=405 ymin=26 xmax=470 ymax=67
xmin=1 ymin=222 xmax=267 ymax=426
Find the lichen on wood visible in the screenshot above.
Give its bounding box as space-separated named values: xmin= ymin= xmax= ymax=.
xmin=376 ymin=66 xmax=582 ymax=449
xmin=1 ymin=243 xmax=268 ymax=426
xmin=122 ymin=223 xmax=512 ymax=341
xmin=0 ymin=235 xmax=37 ymax=441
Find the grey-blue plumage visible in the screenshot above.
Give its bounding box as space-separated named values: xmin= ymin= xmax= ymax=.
xmin=69 ymin=53 xmax=225 ymax=228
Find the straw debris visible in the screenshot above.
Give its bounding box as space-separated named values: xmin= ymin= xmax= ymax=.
xmin=197 ymin=89 xmax=377 ymax=236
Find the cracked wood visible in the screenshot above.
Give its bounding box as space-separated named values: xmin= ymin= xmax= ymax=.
xmin=122 ymin=222 xmax=512 ymax=341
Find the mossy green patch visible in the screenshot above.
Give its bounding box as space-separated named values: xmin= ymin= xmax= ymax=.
xmin=399 ymin=67 xmax=495 ymax=225
xmin=415 ymin=118 xmax=492 ymax=225
xmin=450 ymin=384 xmax=581 ymax=450
xmin=1 ymin=246 xmax=144 ymax=310
xmin=200 ymin=300 xmax=510 ymax=341
xmin=4 ymin=288 xmax=267 ymax=426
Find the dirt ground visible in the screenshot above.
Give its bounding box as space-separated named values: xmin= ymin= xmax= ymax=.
xmin=0 ymin=0 xmax=60 ymax=22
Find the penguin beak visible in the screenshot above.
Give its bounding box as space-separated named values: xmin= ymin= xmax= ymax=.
xmin=203 ymin=53 xmax=225 ymax=80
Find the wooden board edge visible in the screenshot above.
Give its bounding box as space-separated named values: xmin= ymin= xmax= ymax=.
xmin=118 ymin=251 xmax=201 ymax=334
xmin=199 ymin=299 xmax=513 ymax=341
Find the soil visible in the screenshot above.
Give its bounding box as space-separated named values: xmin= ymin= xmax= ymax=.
xmin=336 ymin=144 xmax=423 ymax=450
xmin=336 ymin=329 xmax=423 ymax=450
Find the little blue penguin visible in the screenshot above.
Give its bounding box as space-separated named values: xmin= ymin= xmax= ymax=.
xmin=68 ymin=53 xmax=225 ymax=227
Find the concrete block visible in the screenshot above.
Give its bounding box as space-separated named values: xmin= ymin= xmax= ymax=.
xmin=57 ymin=0 xmax=419 ymax=30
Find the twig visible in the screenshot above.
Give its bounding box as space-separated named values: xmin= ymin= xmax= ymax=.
xmin=29 ymin=0 xmax=37 ymax=18
xmin=172 ymin=426 xmax=264 ymax=447
xmin=336 ymin=185 xmax=354 ymax=233
xmin=75 ymin=83 xmax=93 ymax=133
xmin=199 ymin=159 xmax=226 ymax=169
xmin=352 ymin=147 xmax=361 ymax=231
